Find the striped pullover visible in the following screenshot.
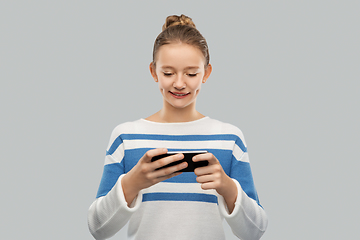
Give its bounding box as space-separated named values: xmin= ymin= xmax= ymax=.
xmin=88 ymin=117 xmax=268 ymax=240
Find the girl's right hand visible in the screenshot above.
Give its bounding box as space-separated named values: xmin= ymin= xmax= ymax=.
xmin=121 ymin=148 xmax=187 ymax=206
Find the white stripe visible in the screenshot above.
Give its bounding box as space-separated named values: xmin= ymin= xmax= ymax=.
xmin=237 ymin=152 xmax=249 ymax=163
xmin=112 ymin=142 xmax=124 ymax=161
xmin=124 ymin=139 xmax=234 ymax=151
xmin=104 ymin=154 xmax=117 ymax=165
xmin=142 ymin=182 xmax=219 ymax=196
xmin=104 ymin=143 xmax=124 ymax=165
xmin=116 ymin=118 xmax=243 ymax=136
xmin=233 ymin=144 xmax=249 ymax=162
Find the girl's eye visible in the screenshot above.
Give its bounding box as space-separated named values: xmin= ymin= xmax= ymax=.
xmin=163 ymin=72 xmax=173 ymax=76
xmin=188 ymin=73 xmax=197 ymax=77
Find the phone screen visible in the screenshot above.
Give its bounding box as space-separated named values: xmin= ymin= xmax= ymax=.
xmin=151 ymin=151 xmax=208 ymax=172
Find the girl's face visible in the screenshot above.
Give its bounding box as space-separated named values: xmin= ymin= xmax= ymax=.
xmin=150 ymin=43 xmax=212 ymax=110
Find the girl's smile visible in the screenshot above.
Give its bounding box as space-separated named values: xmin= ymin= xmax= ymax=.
xmin=169 ymin=91 xmax=190 ymax=98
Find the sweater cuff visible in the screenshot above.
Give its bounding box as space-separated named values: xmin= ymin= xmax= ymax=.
xmin=218 ymin=178 xmax=242 ymax=218
xmin=117 ymin=174 xmax=143 ymax=212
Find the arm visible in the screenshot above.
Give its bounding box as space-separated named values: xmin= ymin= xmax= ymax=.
xmin=88 ymin=173 xmax=143 ymax=240
xmin=87 ymin=127 xmax=141 ymax=240
xmin=88 ymin=151 xmax=188 ymax=239
xmin=193 ymin=153 xmax=267 ymax=240
xmin=193 ymin=131 xmax=268 ymax=240
xmin=88 ymin=127 xmax=188 ymax=239
xmin=218 ymin=174 xmax=268 ymax=240
xmin=221 ymin=134 xmax=268 ymax=240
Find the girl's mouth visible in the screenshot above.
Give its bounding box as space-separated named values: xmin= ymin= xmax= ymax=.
xmin=169 ymin=91 xmax=190 ymax=98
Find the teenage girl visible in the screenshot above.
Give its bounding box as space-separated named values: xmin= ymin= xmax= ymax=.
xmin=88 ymin=14 xmax=268 ymax=240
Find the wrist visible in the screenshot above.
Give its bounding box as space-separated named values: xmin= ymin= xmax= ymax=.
xmin=218 ymin=176 xmax=237 ymax=203
xmin=122 ymin=173 xmax=140 ymax=206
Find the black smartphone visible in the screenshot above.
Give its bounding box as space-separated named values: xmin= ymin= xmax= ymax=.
xmin=151 ymin=151 xmax=208 ymax=172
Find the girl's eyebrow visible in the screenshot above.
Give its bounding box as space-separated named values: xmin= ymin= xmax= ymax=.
xmin=160 ymin=66 xmax=200 ymax=70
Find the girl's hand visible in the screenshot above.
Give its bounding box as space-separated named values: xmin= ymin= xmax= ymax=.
xmin=193 ymin=152 xmax=237 ymax=213
xmin=121 ymin=148 xmax=188 ymax=206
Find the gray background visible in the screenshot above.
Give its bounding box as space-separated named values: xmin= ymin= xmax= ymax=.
xmin=1 ymin=1 xmax=359 ymax=239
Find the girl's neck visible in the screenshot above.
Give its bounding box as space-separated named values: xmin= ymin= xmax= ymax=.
xmin=146 ymin=104 xmax=205 ymax=123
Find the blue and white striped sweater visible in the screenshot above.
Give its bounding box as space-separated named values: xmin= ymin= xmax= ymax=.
xmin=89 ymin=117 xmax=267 ymax=240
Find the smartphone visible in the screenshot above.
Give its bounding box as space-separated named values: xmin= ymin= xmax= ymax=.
xmin=151 ymin=151 xmax=208 ymax=172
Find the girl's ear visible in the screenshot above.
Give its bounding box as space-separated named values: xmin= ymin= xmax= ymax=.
xmin=149 ymin=62 xmax=158 ymax=82
xmin=202 ymin=63 xmax=212 ymax=83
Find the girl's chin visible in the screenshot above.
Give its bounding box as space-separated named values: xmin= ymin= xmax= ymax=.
xmin=164 ymin=99 xmax=194 ymax=109
xmin=161 ymin=92 xmax=198 ymax=109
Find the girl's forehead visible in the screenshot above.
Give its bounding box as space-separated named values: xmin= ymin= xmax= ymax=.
xmin=156 ymin=43 xmax=205 ymax=68
xmin=158 ymin=43 xmax=201 ymax=54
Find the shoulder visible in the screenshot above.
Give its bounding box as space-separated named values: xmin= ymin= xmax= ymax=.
xmin=107 ymin=119 xmax=143 ymax=142
xmin=111 ymin=119 xmax=139 ymax=133
xmin=206 ymin=118 xmax=246 ymax=139
xmin=206 ymin=118 xmax=248 ymax=152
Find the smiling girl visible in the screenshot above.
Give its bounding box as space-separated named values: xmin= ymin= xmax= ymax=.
xmin=88 ymin=14 xmax=268 ymax=240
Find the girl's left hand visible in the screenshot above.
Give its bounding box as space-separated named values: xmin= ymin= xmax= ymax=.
xmin=193 ymin=152 xmax=237 ymax=212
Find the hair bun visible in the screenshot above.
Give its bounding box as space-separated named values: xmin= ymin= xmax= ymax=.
xmin=162 ymin=14 xmax=196 ymax=31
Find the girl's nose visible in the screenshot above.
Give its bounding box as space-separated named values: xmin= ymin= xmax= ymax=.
xmin=173 ymin=76 xmax=186 ymax=90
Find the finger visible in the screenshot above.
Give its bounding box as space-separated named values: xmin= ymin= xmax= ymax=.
xmin=153 ymin=172 xmax=183 ymax=184
xmin=151 ymin=153 xmax=184 ymax=171
xmin=196 ymin=174 xmax=215 ymax=184
xmin=142 ymin=148 xmax=168 ymax=163
xmin=193 ymin=152 xmax=218 ymax=164
xmin=194 ymin=164 xmax=222 ymax=176
xmin=150 ymin=159 xmax=188 ymax=178
xmin=200 ymin=182 xmax=217 ymax=191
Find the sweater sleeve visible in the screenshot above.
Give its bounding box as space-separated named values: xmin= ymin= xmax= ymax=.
xmin=87 ymin=127 xmax=143 ymax=240
xmin=218 ymin=130 xmax=268 ymax=240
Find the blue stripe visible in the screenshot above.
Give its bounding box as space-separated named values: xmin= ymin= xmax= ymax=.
xmin=107 ymin=134 xmax=247 ymax=156
xmin=96 ymin=162 xmax=124 ymax=198
xmin=142 ymin=192 xmax=218 ymax=204
xmin=106 ymin=136 xmax=123 ymax=155
xmin=230 ymin=158 xmax=261 ymax=207
xmin=235 ymin=138 xmax=247 ymax=153
xmin=163 ymin=172 xmax=198 ymax=183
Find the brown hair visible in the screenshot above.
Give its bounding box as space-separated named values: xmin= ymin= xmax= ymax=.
xmin=152 ymin=14 xmax=210 ymax=68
